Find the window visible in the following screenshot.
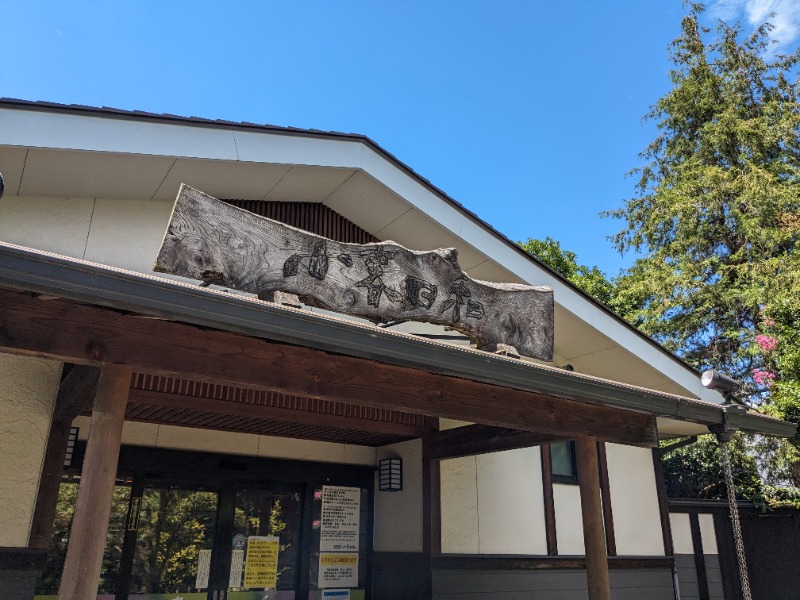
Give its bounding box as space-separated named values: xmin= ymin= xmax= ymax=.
xmin=550 ymin=440 xmax=578 ymax=484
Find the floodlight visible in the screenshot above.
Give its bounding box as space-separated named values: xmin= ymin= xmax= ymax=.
xmin=701 ymin=369 xmax=740 ymax=394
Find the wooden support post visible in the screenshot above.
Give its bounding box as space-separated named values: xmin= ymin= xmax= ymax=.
xmin=58 ymin=364 xmax=131 ymax=600
xmin=575 ymin=436 xmax=611 ymax=600
xmin=422 ymin=428 xmax=442 ymax=600
xmin=540 ymin=444 xmax=558 ymax=556
xmin=29 ymin=365 xmax=101 ymax=549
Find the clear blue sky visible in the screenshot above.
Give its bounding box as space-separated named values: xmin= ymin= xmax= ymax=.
xmin=2 ymin=1 xmax=798 ymax=276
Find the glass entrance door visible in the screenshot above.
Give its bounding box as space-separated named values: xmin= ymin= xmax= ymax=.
xmin=128 ymin=487 xmax=218 ymax=599
xmin=225 ymin=489 xmax=303 ymax=599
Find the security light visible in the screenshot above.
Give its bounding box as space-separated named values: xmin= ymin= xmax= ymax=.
xmin=701 ymin=369 xmax=740 ymax=394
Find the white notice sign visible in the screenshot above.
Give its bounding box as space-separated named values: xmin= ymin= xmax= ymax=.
xmin=318 ymin=552 xmax=359 ymax=588
xmin=320 ymin=485 xmax=361 ymax=552
xmin=229 ymin=548 xmax=244 ymax=588
xmin=195 ymin=548 xmax=211 ymax=589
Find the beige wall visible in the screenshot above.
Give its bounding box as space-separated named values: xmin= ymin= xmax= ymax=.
xmin=553 ymin=483 xmax=585 ymax=554
xmin=0 ymin=354 xmax=61 ymax=547
xmin=73 ymin=416 xmax=376 ymax=466
xmin=373 ymin=439 xmax=424 ymax=552
xmin=0 ymin=195 xmax=173 ymax=274
xmin=440 ymin=447 xmax=548 ymax=555
xmin=605 ymin=443 xmax=665 ymax=555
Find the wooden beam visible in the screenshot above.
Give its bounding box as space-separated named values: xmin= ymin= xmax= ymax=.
xmin=0 ymin=289 xmax=658 ymax=446
xmin=127 ymin=388 xmax=427 ymax=438
xmin=155 ymin=185 xmax=554 ymax=361
xmin=652 ymin=448 xmax=675 ymax=556
xmin=596 ymin=442 xmax=617 ymax=557
xmin=427 ymin=424 xmax=568 ymax=460
xmin=29 ymin=365 xmax=101 ymax=549
xmin=575 ymin=436 xmax=611 ymax=600
xmin=422 ymin=429 xmax=442 ymax=556
xmin=58 ymin=364 xmax=131 ymax=600
xmin=540 ymin=444 xmax=559 ymax=556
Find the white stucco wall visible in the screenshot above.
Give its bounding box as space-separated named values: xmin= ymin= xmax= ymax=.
xmin=669 ymin=512 xmax=719 ymax=555
xmin=440 ymin=447 xmax=547 ymax=554
xmin=670 ymin=513 xmax=694 ymax=554
xmin=0 ymin=354 xmax=61 ymax=547
xmin=72 ymin=416 xmax=376 ymax=466
xmin=698 ymin=513 xmax=718 ymax=554
xmin=373 ymin=439 xmax=424 ymax=552
xmin=605 ymin=443 xmax=665 ymax=555
xmin=553 ymin=484 xmax=585 ymax=554
xmin=0 ymin=195 xmax=173 ymax=275
xmin=440 ymin=455 xmax=480 ymax=553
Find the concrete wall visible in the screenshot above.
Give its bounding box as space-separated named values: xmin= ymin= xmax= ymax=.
xmin=373 ymin=439 xmax=424 ymax=552
xmin=0 ymin=354 xmax=61 ymax=547
xmin=440 ymin=447 xmax=547 ymax=555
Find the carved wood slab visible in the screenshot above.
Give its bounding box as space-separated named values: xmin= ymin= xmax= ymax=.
xmin=154 ymin=185 xmax=554 ymax=361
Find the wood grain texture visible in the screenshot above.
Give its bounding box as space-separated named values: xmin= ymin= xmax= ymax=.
xmin=426 ymin=424 xmax=567 ymax=460
xmin=0 ymin=289 xmax=658 ymax=446
xmin=154 ymin=185 xmax=554 ymax=361
xmin=576 ymin=435 xmax=612 ymax=600
xmin=29 ymin=365 xmax=101 ymax=549
xmin=540 ymin=443 xmax=559 ymax=556
xmin=58 ymin=364 xmax=131 ymax=600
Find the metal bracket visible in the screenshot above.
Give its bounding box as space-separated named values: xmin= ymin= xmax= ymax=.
xmin=709 ymin=403 xmax=747 ymax=443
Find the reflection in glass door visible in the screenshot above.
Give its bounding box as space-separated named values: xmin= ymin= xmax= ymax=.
xmin=227 ymin=489 xmax=303 ymax=599
xmin=128 ymin=488 xmax=218 ymax=598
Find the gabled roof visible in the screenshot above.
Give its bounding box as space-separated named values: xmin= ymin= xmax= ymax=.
xmin=0 ymin=98 xmax=723 ymax=405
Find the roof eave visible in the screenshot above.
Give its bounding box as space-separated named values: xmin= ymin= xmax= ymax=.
xmin=0 ymin=242 xmax=794 ymax=440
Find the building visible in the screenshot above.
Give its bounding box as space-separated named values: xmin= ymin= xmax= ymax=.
xmin=0 ymin=99 xmax=794 ymax=600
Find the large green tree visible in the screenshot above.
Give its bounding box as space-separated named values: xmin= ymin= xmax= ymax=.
xmin=605 ymin=4 xmax=800 ymax=484
xmin=519 ymin=236 xmax=617 ymax=306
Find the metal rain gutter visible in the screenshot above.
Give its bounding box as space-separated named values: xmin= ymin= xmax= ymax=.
xmin=0 ymin=242 xmax=795 ymax=439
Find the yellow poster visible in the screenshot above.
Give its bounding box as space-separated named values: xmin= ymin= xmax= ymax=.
xmin=243 ymin=535 xmax=280 ymax=589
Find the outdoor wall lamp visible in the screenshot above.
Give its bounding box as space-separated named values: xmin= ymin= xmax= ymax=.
xmin=64 ymin=427 xmax=79 ymax=468
xmin=378 ymin=457 xmax=402 ymax=492
xmin=701 ymin=369 xmax=740 ymax=395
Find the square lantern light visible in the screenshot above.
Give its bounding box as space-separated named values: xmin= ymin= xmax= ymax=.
xmin=378 ymin=457 xmax=402 ymax=492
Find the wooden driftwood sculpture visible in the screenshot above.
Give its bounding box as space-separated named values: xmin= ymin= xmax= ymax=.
xmin=154 ymin=185 xmax=554 ymax=361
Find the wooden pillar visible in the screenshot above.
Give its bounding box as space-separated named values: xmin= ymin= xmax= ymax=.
xmin=422 ymin=430 xmax=442 ymax=600
xmin=58 ymin=365 xmax=131 ymax=600
xmin=575 ymin=436 xmax=611 ymax=600
xmin=29 ymin=365 xmax=101 ymax=549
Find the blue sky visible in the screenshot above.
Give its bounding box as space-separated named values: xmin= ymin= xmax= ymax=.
xmin=2 ymin=1 xmax=798 ymax=277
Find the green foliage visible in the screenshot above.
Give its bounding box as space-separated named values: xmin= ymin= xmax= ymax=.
xmin=605 ymin=4 xmax=800 ymax=383
xmin=132 ymin=489 xmax=218 ymax=593
xmin=519 ymin=236 xmax=618 ymax=307
xmin=603 ymin=4 xmax=800 ymax=494
xmin=661 ymin=434 xmax=766 ymax=504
